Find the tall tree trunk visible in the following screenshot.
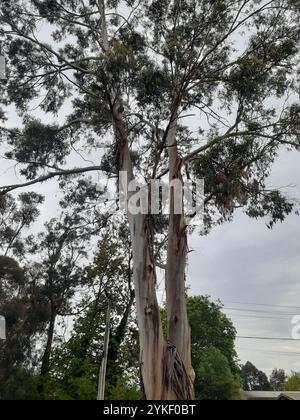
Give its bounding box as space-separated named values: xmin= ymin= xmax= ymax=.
xmin=111 ymin=103 xmax=194 ymax=399
xmin=40 ymin=301 xmax=56 ymax=378
xmin=99 ymin=0 xmax=165 ymax=397
xmin=100 ymin=0 xmax=194 ymax=399
xmin=165 ymin=111 xmax=195 ymax=399
xmin=111 ymin=103 xmax=166 ymax=399
xmin=38 ymin=301 xmax=57 ymax=396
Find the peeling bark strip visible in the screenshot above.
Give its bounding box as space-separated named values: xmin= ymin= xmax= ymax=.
xmin=164 ymin=342 xmax=193 ymax=400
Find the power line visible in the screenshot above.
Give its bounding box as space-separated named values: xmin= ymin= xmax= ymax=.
xmin=222 ymin=300 xmax=300 ymax=311
xmin=237 ymin=336 xmax=298 ymax=342
xmin=237 ymin=347 xmax=300 ymax=356
xmin=224 ymin=307 xmax=298 ymax=316
xmin=228 ymin=314 xmax=292 ymax=321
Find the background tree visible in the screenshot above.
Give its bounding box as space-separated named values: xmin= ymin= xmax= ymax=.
xmin=0 ymin=193 xmax=43 ymax=257
xmin=270 ymin=368 xmax=286 ymax=392
xmin=187 ymin=296 xmax=238 ymax=375
xmin=1 ymin=0 xmax=300 ymax=399
xmin=187 ymin=296 xmax=240 ymax=400
xmin=39 ymin=237 xmax=139 ymax=400
xmin=284 ymin=371 xmax=300 ymax=391
xmin=241 ymin=361 xmax=271 ymax=391
xmin=29 ymin=213 xmax=94 ymax=395
xmin=196 ymin=347 xmax=241 ymax=400
xmin=0 ymin=256 xmax=48 ymax=400
xmin=163 ymin=295 xmax=240 ymax=400
xmin=0 ymin=193 xmax=45 ymax=400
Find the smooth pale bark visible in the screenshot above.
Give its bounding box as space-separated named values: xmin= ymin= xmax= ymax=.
xmin=111 ymin=103 xmax=165 ymax=399
xmin=165 ymin=111 xmax=195 ymax=399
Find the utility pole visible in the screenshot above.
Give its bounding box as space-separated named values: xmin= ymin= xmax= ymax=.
xmin=97 ymin=300 xmax=111 ymax=400
xmin=0 ymin=316 xmax=6 ymax=340
xmin=0 ymin=48 xmax=5 ymax=80
xmin=0 ymin=50 xmax=6 ymax=341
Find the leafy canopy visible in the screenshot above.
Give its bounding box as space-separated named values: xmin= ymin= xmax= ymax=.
xmin=0 ymin=0 xmax=300 ymax=231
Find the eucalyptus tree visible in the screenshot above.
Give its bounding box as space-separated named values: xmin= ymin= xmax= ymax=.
xmin=0 ymin=253 xmax=48 ymax=400
xmin=0 ymin=192 xmax=43 ymax=397
xmin=0 ymin=193 xmax=43 ymax=258
xmin=1 ymin=0 xmax=300 ymax=399
xmin=29 ymin=213 xmax=93 ymax=383
xmin=45 ymin=236 xmax=138 ymax=400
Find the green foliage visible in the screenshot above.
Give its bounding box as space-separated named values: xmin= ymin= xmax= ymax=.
xmin=186 ymin=296 xmax=240 ymax=400
xmin=0 ymin=193 xmax=44 ymax=257
xmin=86 ymin=240 xmax=125 ymax=281
xmin=162 ymin=295 xmax=239 ymax=400
xmin=1 ymin=0 xmax=299 ymax=227
xmin=241 ymin=362 xmax=271 ymax=391
xmin=42 ymin=300 xmax=139 ymax=400
xmin=136 ymin=64 xmax=171 ymax=109
xmin=0 ymin=257 xmax=49 ymax=400
xmin=106 ymin=378 xmax=140 ymax=401
xmin=1 ymin=0 xmax=300 ymax=401
xmin=0 ymin=255 xmax=24 ymax=284
xmin=285 ymin=372 xmax=300 ymax=391
xmin=229 ymin=57 xmax=267 ymax=100
xmin=0 ymin=367 xmax=40 ymax=401
xmin=195 ymin=347 xmax=241 ymax=401
xmin=246 ymin=190 xmax=294 ymax=229
xmin=6 ymin=119 xmax=69 ymax=179
xmin=37 ymin=238 xmax=139 ymax=400
xmin=187 ymin=296 xmax=238 ymax=373
xmin=31 ymin=0 xmax=60 ymax=21
xmin=194 ymin=135 xmax=294 ymax=231
xmin=270 ymin=369 xmax=286 ymax=392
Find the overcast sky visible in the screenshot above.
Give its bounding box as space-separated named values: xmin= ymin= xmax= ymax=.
xmin=188 ymin=150 xmax=300 ymax=375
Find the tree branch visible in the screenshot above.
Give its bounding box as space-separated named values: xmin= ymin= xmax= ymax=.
xmin=0 ymin=166 xmax=102 ymax=195
xmin=182 ymin=120 xmax=292 ymax=163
